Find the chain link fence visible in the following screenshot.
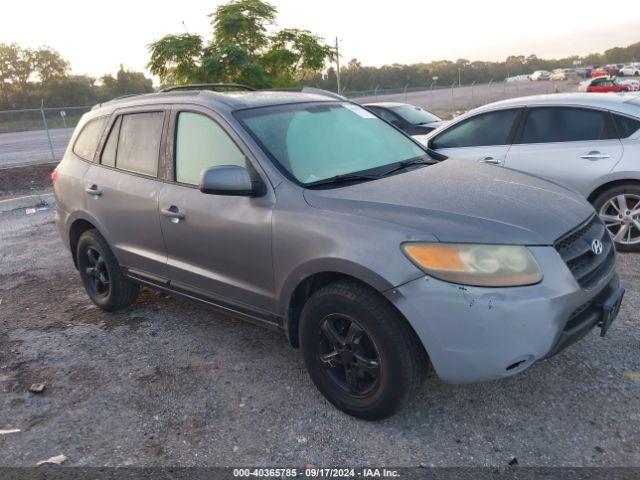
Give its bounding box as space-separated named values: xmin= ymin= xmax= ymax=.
xmin=0 ymin=105 xmax=91 ymax=167
xmin=346 ymin=79 xmax=580 ymax=118
xmin=0 ymin=81 xmax=581 ymax=168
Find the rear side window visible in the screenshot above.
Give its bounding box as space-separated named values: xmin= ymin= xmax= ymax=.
xmin=101 ymin=117 xmax=121 ymax=167
xmin=175 ymin=112 xmax=246 ymax=185
xmin=519 ymin=107 xmax=616 ymax=144
xmin=612 ymin=114 xmax=640 ymax=138
xmin=100 ymin=112 xmax=164 ymax=176
xmin=431 ymin=109 xmax=519 ymax=149
xmin=73 ymin=116 xmax=108 ymax=161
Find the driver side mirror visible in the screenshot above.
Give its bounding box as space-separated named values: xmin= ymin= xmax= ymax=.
xmin=199 ymin=165 xmax=263 ymax=197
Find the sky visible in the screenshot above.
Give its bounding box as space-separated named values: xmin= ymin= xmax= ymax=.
xmin=2 ymin=0 xmax=640 ymax=80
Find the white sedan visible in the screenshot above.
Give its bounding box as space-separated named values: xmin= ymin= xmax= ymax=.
xmin=422 ymin=93 xmax=640 ymax=250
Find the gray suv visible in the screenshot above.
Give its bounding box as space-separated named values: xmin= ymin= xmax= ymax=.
xmin=53 ymin=86 xmax=624 ymax=419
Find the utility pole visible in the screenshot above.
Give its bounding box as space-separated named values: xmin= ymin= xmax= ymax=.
xmin=458 ymin=67 xmax=462 ymax=87
xmin=335 ymin=37 xmax=341 ymax=94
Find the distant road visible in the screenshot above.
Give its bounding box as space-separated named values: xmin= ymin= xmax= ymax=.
xmin=353 ymin=80 xmax=580 ymax=114
xmin=0 ymin=128 xmax=73 ymax=168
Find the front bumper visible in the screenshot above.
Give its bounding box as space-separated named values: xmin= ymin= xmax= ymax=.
xmin=385 ymin=246 xmax=618 ymax=384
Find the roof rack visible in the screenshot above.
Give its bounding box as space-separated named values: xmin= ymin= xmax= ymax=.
xmin=160 ymin=83 xmax=256 ymax=93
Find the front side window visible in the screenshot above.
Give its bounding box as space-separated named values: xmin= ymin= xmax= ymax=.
xmin=73 ymin=116 xmax=108 ymax=161
xmin=175 ymin=112 xmax=246 ymax=185
xmin=236 ymin=102 xmax=426 ymax=185
xmin=518 ymin=107 xmax=616 ymax=144
xmin=431 ymin=109 xmax=519 ymax=149
xmin=107 ymin=112 xmax=164 ymax=176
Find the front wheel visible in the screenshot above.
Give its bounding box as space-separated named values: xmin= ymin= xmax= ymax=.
xmin=299 ymin=280 xmax=427 ymax=420
xmin=593 ymin=185 xmax=640 ymax=252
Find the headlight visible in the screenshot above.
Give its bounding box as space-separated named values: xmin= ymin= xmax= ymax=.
xmin=401 ymin=243 xmax=542 ymax=287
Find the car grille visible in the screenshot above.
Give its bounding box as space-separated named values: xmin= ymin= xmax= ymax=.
xmin=554 ymin=215 xmax=615 ymax=290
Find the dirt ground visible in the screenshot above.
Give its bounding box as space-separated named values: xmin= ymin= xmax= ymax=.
xmin=0 ymin=163 xmax=55 ymax=200
xmin=0 ymin=207 xmax=639 ymax=468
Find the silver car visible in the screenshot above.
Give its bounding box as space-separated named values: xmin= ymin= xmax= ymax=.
xmin=53 ymin=86 xmax=624 ymax=420
xmin=424 ymin=93 xmax=640 ymax=250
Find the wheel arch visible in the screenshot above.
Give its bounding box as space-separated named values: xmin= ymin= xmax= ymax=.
xmin=280 ymin=262 xmax=421 ymax=350
xmin=66 ymin=212 xmax=111 ymax=269
xmin=587 ymin=178 xmax=640 ymax=204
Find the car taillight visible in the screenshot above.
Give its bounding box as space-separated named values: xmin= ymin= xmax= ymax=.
xmin=51 ymin=169 xmax=60 ymax=183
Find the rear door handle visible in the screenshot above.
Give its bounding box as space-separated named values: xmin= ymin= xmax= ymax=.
xmin=85 ymin=185 xmax=102 ymax=196
xmin=479 ymin=156 xmax=502 ymax=165
xmin=161 ymin=206 xmax=185 ymax=223
xmin=580 ymin=151 xmax=611 ymax=160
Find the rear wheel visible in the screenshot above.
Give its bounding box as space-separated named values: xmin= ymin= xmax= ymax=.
xmin=593 ymin=185 xmax=640 ymax=252
xmin=299 ymin=280 xmax=427 ymax=420
xmin=77 ymin=229 xmax=140 ymax=311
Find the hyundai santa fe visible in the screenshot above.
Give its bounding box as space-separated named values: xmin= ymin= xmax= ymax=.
xmin=53 ymin=85 xmax=624 ymax=420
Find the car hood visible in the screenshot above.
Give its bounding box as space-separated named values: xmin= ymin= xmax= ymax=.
xmin=303 ymin=159 xmax=594 ymax=245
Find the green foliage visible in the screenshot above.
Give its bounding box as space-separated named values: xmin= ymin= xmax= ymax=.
xmin=0 ymin=43 xmax=153 ymax=110
xmin=147 ymin=0 xmax=335 ymax=88
xmin=310 ymin=41 xmax=640 ymax=93
xmin=147 ymin=34 xmax=203 ymax=85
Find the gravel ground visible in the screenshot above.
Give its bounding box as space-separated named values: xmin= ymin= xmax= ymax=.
xmin=0 ymin=208 xmax=639 ymax=467
xmin=0 ymin=163 xmax=55 ymax=200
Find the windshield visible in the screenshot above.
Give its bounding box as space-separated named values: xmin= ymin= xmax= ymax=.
xmin=236 ymin=102 xmax=427 ymax=185
xmin=390 ymin=105 xmax=441 ymax=125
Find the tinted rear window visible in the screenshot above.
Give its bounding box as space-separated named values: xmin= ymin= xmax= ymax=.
xmin=612 ymin=114 xmax=640 ymax=138
xmin=73 ymin=116 xmax=108 ymax=161
xmin=519 ymin=107 xmax=616 ymax=144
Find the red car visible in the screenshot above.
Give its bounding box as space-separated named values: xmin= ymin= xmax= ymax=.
xmin=591 ymin=65 xmax=620 ymax=77
xmin=584 ymin=77 xmax=630 ymax=93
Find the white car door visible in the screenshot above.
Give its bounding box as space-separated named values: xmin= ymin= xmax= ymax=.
xmin=429 ymin=108 xmax=521 ymax=167
xmin=505 ymin=107 xmax=623 ymax=197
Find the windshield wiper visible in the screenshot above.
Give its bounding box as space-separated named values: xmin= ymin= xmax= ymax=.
xmin=378 ymin=155 xmax=437 ymax=178
xmin=305 ymin=172 xmax=380 ymax=188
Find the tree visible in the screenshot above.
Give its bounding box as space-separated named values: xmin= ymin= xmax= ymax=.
xmin=147 ymin=34 xmax=204 ymax=85
xmin=147 ymin=0 xmax=335 ymax=88
xmin=98 ymin=65 xmax=154 ymax=101
xmin=0 ymin=42 xmax=154 ymax=109
xmin=32 ymin=47 xmax=69 ymax=83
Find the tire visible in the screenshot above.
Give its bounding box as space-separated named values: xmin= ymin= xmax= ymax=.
xmin=592 ymin=184 xmax=640 ymax=252
xmin=299 ymin=280 xmax=427 ymax=420
xmin=76 ymin=229 xmax=140 ymax=311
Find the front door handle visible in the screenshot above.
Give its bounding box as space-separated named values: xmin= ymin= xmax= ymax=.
xmin=85 ymin=185 xmax=102 ymax=196
xmin=479 ymin=156 xmax=502 ymax=165
xmin=580 ymin=151 xmax=611 ymax=160
xmin=161 ymin=206 xmax=185 ymax=223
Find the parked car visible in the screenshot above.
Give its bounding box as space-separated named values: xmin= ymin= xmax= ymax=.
xmin=53 ymin=85 xmax=624 ymax=420
xmin=618 ymin=78 xmax=640 ymax=91
xmin=550 ymin=68 xmax=577 ymax=81
xmin=592 ymin=65 xmax=620 ymax=78
xmin=423 ymin=93 xmax=640 ymax=251
xmin=363 ymin=102 xmax=444 ymax=142
xmin=576 ymin=67 xmax=594 ymax=79
xmin=620 ymin=63 xmax=640 ymax=77
xmin=530 ymin=70 xmax=551 ymax=81
xmin=579 ymin=76 xmax=632 ymax=93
